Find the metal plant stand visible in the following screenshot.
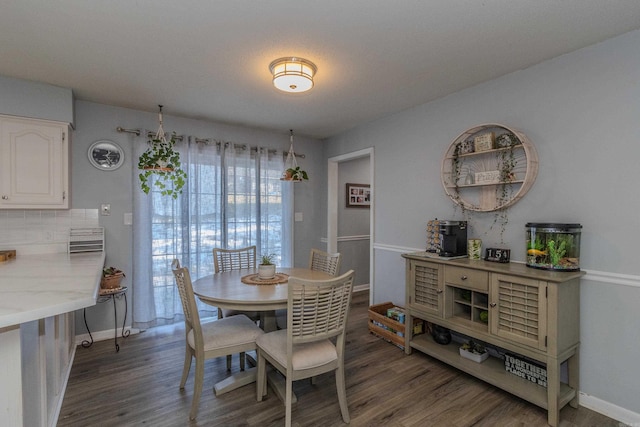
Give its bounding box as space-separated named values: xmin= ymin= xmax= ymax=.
xmin=82 ymin=286 xmax=130 ymax=352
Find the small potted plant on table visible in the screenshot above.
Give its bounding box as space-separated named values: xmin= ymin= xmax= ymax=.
xmin=258 ymin=254 xmax=276 ymax=279
xmin=101 ymin=266 xmax=125 ymax=290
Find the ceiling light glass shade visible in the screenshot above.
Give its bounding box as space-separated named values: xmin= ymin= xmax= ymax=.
xmin=269 ymin=57 xmax=317 ymax=93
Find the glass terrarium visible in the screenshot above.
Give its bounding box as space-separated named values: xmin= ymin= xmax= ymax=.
xmin=525 ymin=223 xmax=582 ymax=271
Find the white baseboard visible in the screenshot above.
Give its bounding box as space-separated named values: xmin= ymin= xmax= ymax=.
xmin=579 ymin=392 xmax=640 ymax=425
xmin=353 ymin=283 xmax=370 ymax=293
xmin=75 ymin=327 xmax=139 ymax=346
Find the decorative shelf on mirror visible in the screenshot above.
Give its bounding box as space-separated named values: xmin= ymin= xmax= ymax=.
xmin=441 ymin=123 xmax=538 ymax=212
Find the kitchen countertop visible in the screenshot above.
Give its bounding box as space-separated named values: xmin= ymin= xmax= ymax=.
xmin=0 ymin=251 xmax=105 ymax=328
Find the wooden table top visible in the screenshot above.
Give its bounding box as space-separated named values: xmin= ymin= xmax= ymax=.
xmin=192 ymin=267 xmax=332 ymax=311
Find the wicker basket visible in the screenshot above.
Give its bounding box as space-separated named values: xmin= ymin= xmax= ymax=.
xmin=101 ymin=273 xmax=124 ymax=289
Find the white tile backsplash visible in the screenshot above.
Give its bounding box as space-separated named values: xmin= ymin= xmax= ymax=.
xmin=0 ymin=209 xmax=99 ymax=248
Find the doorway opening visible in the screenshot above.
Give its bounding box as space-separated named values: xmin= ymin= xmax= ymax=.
xmin=327 ymin=148 xmax=374 ymax=302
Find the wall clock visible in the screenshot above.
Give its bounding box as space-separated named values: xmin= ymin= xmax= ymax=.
xmin=88 ymin=140 xmax=125 ymax=170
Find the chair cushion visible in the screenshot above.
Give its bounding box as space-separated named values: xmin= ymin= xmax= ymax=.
xmin=188 ymin=314 xmax=263 ymax=351
xmin=256 ymin=330 xmax=337 ymax=370
xmin=221 ymin=308 xmax=260 ymax=321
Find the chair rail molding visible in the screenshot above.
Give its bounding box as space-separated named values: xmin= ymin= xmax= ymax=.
xmin=373 ymin=242 xmax=640 ymax=289
xmin=321 ymin=234 xmax=370 ymax=243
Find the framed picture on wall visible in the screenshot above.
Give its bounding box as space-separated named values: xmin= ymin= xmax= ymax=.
xmin=346 ymin=183 xmax=371 ymax=208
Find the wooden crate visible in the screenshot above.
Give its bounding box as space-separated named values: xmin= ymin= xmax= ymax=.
xmin=368 ymin=302 xmax=408 ymax=349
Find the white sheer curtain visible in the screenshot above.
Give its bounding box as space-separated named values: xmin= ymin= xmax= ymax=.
xmin=132 ymin=134 xmax=290 ymax=329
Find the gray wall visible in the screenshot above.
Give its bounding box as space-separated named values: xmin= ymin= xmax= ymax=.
xmin=325 ymin=29 xmax=640 ymax=418
xmin=0 ymin=75 xmax=326 ymax=335
xmin=0 ymin=75 xmax=74 ymax=125
xmin=338 ymin=157 xmax=370 ymax=285
xmin=72 ymin=101 xmax=325 ymax=332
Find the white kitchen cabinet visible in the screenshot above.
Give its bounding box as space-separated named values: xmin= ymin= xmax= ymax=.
xmin=0 ymin=114 xmax=70 ymax=208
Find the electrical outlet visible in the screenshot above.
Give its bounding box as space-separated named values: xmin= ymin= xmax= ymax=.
xmin=101 ymin=204 xmax=111 ymax=216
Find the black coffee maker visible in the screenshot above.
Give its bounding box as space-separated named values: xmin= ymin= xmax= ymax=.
xmin=439 ymin=220 xmax=467 ymax=257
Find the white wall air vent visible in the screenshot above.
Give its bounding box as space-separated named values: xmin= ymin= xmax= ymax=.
xmin=68 ymin=227 xmax=105 ymax=253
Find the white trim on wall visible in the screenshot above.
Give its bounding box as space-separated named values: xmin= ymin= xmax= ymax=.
xmin=321 ymin=234 xmax=370 ymax=243
xmin=373 ymin=242 xmax=640 ymax=288
xmin=580 ymin=392 xmax=640 ymax=426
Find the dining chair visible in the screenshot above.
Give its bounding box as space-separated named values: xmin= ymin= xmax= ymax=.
xmin=213 ymin=246 xmax=261 ymax=368
xmin=309 ymin=248 xmax=342 ymax=276
xmin=276 ymin=248 xmax=342 ymax=329
xmin=171 ymin=260 xmax=264 ymax=420
xmin=213 ymin=245 xmax=257 ymax=273
xmin=256 ymin=270 xmax=355 ymax=427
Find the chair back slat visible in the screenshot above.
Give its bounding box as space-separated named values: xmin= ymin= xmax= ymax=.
xmin=288 ymin=270 xmax=354 ymax=344
xmin=213 ymin=246 xmax=257 ymax=273
xmin=309 ymin=248 xmax=341 ymax=276
xmin=172 ymin=260 xmax=202 ymax=347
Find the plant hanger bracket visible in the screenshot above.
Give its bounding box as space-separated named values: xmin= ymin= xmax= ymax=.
xmin=284 ymin=131 xmax=299 ymax=170
xmin=154 ymin=105 xmax=168 ymax=145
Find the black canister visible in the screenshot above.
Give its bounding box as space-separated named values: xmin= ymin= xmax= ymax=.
xmin=431 ymin=324 xmax=452 ymax=345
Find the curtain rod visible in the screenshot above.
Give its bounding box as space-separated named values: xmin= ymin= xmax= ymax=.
xmin=115 ymin=126 xmax=304 ymax=158
xmin=212 ymin=140 xmax=305 ymax=159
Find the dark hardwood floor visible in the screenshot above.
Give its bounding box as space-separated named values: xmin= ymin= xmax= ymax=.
xmin=58 ymin=291 xmax=621 ymax=426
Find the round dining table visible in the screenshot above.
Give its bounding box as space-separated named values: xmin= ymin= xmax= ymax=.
xmin=191 ymin=267 xmax=333 ymax=398
xmin=192 ymin=267 xmax=333 ymax=329
xmin=193 ymin=268 xmax=333 ymax=311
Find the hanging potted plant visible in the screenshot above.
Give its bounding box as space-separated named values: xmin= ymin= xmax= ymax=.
xmin=138 ymin=105 xmax=187 ymax=199
xmin=280 ymin=130 xmax=309 ymax=182
xmin=283 ymin=166 xmax=308 ymax=181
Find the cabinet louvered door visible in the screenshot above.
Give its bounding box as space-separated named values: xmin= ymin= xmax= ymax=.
xmin=409 ymin=260 xmax=443 ymax=317
xmin=490 ymin=274 xmax=547 ymax=350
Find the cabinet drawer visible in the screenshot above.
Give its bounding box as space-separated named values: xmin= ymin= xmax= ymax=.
xmin=444 ymin=266 xmax=488 ymax=291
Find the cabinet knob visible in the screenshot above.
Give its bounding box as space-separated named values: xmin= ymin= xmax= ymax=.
xmin=460 ymin=275 xmax=468 ymax=280
xmin=490 ymin=303 xmax=497 ymax=308
xmin=1 ymin=195 xmax=7 ymax=200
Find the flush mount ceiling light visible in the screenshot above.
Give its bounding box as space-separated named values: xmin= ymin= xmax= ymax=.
xmin=269 ymin=57 xmax=317 ymax=93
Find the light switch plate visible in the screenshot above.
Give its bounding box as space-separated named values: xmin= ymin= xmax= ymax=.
xmin=124 ymin=212 xmax=133 ymax=225
xmin=294 ymin=212 xmax=303 ymax=222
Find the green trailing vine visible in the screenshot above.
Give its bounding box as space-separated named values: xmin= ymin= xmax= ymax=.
xmin=450 ymin=142 xmax=468 ymax=216
xmin=491 ymin=133 xmax=518 ymax=242
xmin=138 ymin=132 xmax=187 ymax=199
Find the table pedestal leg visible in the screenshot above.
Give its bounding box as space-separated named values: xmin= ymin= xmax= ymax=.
xmin=260 ymin=310 xmax=277 ymax=332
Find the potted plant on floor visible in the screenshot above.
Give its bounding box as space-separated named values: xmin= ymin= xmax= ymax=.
xmin=258 ymin=254 xmax=276 ymax=279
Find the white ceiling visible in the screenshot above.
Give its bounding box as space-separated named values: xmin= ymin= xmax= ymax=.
xmin=2 ymin=1 xmax=640 ymax=139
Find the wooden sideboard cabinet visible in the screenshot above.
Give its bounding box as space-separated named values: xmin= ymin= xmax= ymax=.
xmin=402 ymin=252 xmax=584 ymax=427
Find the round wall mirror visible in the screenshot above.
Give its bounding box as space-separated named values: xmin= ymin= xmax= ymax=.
xmin=88 ymin=140 xmax=125 ymax=170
